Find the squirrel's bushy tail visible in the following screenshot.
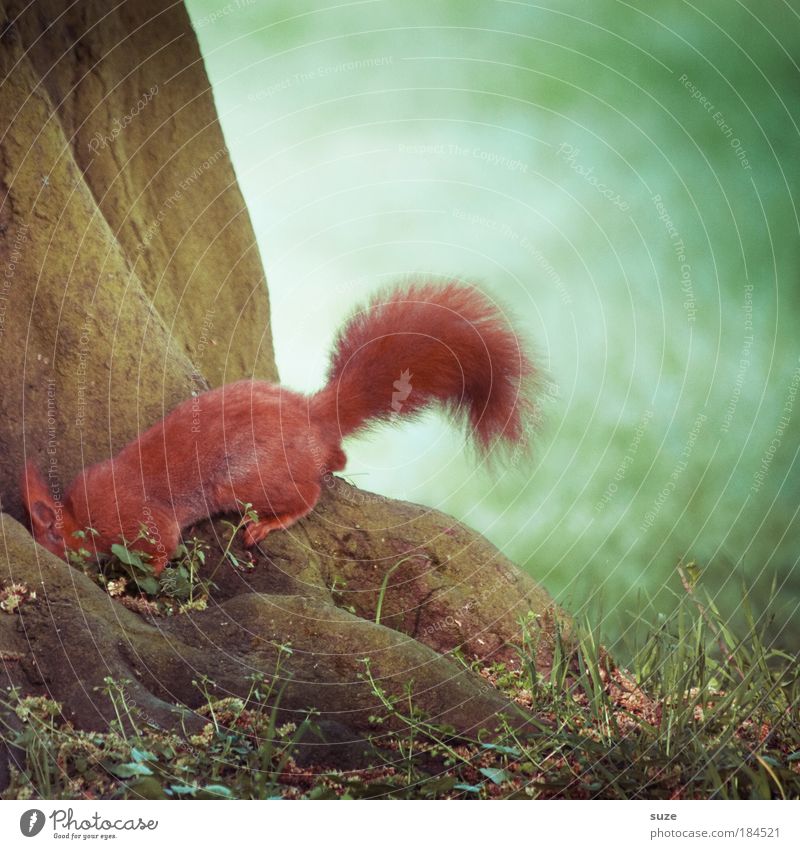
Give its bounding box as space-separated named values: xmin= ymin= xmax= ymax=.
xmin=311 ymin=281 xmax=539 ymax=451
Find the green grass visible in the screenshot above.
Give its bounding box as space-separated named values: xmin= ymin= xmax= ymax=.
xmin=2 ymin=575 xmax=798 ymax=799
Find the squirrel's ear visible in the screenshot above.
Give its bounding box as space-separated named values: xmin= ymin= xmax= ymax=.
xmin=29 ymin=500 xmax=64 ymax=546
xmin=20 ymin=463 xmax=64 ymax=548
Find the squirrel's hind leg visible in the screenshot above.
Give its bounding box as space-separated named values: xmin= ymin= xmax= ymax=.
xmin=243 ymin=481 xmax=322 ymax=546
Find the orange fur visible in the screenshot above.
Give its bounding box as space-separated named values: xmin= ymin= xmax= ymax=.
xmin=20 ymin=282 xmax=538 ymax=575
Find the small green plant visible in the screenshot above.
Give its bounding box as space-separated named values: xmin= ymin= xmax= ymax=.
xmin=158 ymin=537 xmax=214 ymax=613
xmin=0 ymin=646 xmax=322 ymax=800
xmin=64 ymin=525 xmax=216 ymax=615
xmin=208 ymin=501 xmax=259 ymax=577
xmin=374 ymin=555 xmax=428 ymax=625
xmin=109 ymin=541 xmax=159 ymax=595
xmin=100 ymin=677 xmax=142 ymax=743
xmin=328 ymin=576 xmax=357 ymax=614
xmin=66 ymin=523 xmax=162 ymax=594
xmin=66 ymin=527 xmax=99 ymax=571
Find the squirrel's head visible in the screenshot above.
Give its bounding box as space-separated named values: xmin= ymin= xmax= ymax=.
xmin=20 ymin=461 xmax=82 ymax=561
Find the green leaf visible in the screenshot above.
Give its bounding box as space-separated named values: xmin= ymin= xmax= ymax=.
xmin=111 ymin=544 xmax=146 ymax=569
xmin=110 ymin=762 xmax=153 ymax=778
xmin=421 ymin=776 xmax=458 ymax=795
xmin=198 ymin=784 xmax=234 ymax=799
xmin=481 ymin=742 xmax=521 ymax=756
xmin=130 ymin=747 xmax=157 ymax=763
xmin=136 ymin=577 xmax=160 ymax=596
xmin=479 ymin=767 xmax=510 ymax=785
xmin=683 ymin=560 xmax=701 ymax=587
xmin=454 ymin=783 xmax=481 ymax=793
xmin=168 ymin=784 xmax=198 ymax=796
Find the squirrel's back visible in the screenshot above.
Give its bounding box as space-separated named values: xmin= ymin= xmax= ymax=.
xmin=21 ymin=280 xmax=539 ymax=570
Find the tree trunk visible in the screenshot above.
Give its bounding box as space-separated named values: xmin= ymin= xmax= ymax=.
xmin=0 ymin=0 xmax=567 ymax=763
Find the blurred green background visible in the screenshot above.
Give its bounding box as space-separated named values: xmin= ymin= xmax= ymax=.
xmin=185 ymin=0 xmax=800 ymax=657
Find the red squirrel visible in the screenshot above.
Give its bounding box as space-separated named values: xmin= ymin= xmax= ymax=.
xmin=21 ymin=281 xmax=537 ymax=575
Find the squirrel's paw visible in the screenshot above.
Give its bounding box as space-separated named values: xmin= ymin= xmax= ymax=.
xmin=243 ymin=521 xmax=272 ymax=547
